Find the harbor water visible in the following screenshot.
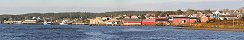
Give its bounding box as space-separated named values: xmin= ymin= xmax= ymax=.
xmin=0 ymin=24 xmax=244 ymax=40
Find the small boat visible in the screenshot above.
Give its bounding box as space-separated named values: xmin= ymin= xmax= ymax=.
xmin=43 ymin=22 xmax=51 ymax=25
xmin=59 ymin=23 xmax=68 ymax=25
xmin=59 ymin=20 xmax=68 ymax=25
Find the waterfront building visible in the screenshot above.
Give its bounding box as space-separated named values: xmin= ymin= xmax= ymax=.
xmin=201 ymin=15 xmax=209 ymax=23
xmin=189 ymin=18 xmax=198 ymax=23
xmin=219 ymin=15 xmax=238 ymax=20
xmin=240 ymin=10 xmax=244 ymax=13
xmin=102 ymin=17 xmax=112 ymax=21
xmin=168 ymin=18 xmax=173 ymax=23
xmin=122 ymin=18 xmax=142 ymax=25
xmin=141 ymin=19 xmax=156 ymax=25
xmin=104 ymin=18 xmax=120 ymax=24
xmin=238 ymin=7 xmax=244 ymax=13
xmin=22 ymin=20 xmax=37 ymax=24
xmin=124 ymin=16 xmax=130 ymax=18
xmin=155 ymin=18 xmax=169 ymax=25
xmin=131 ymin=16 xmax=138 ymax=19
xmin=89 ymin=17 xmax=105 ymax=24
xmin=3 ymin=20 xmax=22 ymax=24
xmin=172 ymin=17 xmax=191 ymax=25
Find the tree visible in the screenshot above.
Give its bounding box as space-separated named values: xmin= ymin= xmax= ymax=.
xmin=176 ymin=9 xmax=184 ymax=15
xmin=155 ymin=11 xmax=162 ymax=16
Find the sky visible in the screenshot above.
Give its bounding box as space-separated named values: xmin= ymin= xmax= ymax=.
xmin=0 ymin=0 xmax=244 ymax=15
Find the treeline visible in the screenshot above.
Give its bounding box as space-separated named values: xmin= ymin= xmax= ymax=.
xmin=0 ymin=11 xmax=160 ymax=21
xmin=0 ymin=10 xmax=213 ymax=21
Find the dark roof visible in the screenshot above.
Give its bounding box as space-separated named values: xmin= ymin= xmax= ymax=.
xmin=142 ymin=19 xmax=155 ymax=21
xmin=156 ymin=18 xmax=168 ymax=21
xmin=173 ymin=17 xmax=190 ymax=18
xmin=190 ymin=17 xmax=198 ymax=19
xmin=122 ymin=18 xmax=142 ymax=21
xmin=219 ymin=15 xmax=237 ymax=17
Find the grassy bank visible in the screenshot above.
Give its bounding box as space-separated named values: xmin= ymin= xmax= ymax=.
xmin=179 ymin=20 xmax=244 ymax=32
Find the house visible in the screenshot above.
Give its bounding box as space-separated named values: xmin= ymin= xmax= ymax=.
xmin=102 ymin=17 xmax=112 ymax=21
xmin=238 ymin=7 xmax=244 ymax=13
xmin=188 ymin=12 xmax=204 ymax=18
xmin=131 ymin=16 xmax=138 ymax=19
xmin=155 ymin=18 xmax=169 ymax=25
xmin=201 ymin=15 xmax=209 ymax=23
xmin=168 ymin=17 xmax=173 ymax=23
xmin=240 ymin=10 xmax=244 ymax=13
xmin=219 ymin=15 xmax=238 ymax=20
xmin=172 ymin=17 xmax=190 ymax=24
xmin=104 ymin=18 xmax=120 ymax=24
xmin=122 ymin=18 xmax=142 ymax=25
xmin=89 ymin=17 xmax=105 ymax=24
xmin=141 ymin=19 xmax=156 ymax=25
xmin=211 ymin=11 xmax=221 ymax=19
xmin=3 ymin=20 xmax=22 ymax=24
xmin=22 ymin=20 xmax=37 ymax=24
xmin=124 ymin=16 xmax=130 ymax=18
xmin=168 ymin=15 xmax=186 ymax=17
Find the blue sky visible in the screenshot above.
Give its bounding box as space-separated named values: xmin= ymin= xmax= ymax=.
xmin=0 ymin=0 xmax=244 ymax=15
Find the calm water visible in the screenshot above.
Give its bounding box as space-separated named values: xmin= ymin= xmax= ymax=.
xmin=0 ymin=24 xmax=244 ymax=40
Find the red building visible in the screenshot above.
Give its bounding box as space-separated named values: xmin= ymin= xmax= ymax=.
xmin=122 ymin=18 xmax=142 ymax=25
xmin=141 ymin=19 xmax=156 ymax=25
xmin=155 ymin=18 xmax=169 ymax=25
xmin=172 ymin=17 xmax=198 ymax=25
xmin=190 ymin=18 xmax=197 ymax=23
xmin=201 ymin=15 xmax=209 ymax=23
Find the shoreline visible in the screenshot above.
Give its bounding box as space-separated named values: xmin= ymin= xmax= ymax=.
xmin=3 ymin=23 xmax=244 ymax=32
xmin=177 ymin=27 xmax=244 ymax=32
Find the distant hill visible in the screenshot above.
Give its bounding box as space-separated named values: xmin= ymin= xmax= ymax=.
xmin=239 ymin=7 xmax=244 ymax=10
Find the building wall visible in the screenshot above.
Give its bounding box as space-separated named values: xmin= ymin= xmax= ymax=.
xmin=240 ymin=10 xmax=244 ymax=13
xmin=123 ymin=22 xmax=141 ymax=25
xmin=219 ymin=17 xmax=238 ymax=20
xmin=142 ymin=21 xmax=155 ymax=25
xmin=89 ymin=19 xmax=104 ymax=24
xmin=201 ymin=16 xmax=209 ymax=23
xmin=156 ymin=21 xmax=169 ymax=25
xmin=22 ymin=20 xmax=37 ymax=24
xmin=142 ymin=19 xmax=156 ymax=25
xmin=190 ymin=19 xmax=197 ymax=23
xmin=172 ymin=18 xmax=190 ymax=24
xmin=89 ymin=17 xmax=105 ymax=24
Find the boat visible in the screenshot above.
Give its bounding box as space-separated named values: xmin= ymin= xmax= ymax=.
xmin=59 ymin=20 xmax=68 ymax=25
xmin=43 ymin=22 xmax=51 ymax=25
